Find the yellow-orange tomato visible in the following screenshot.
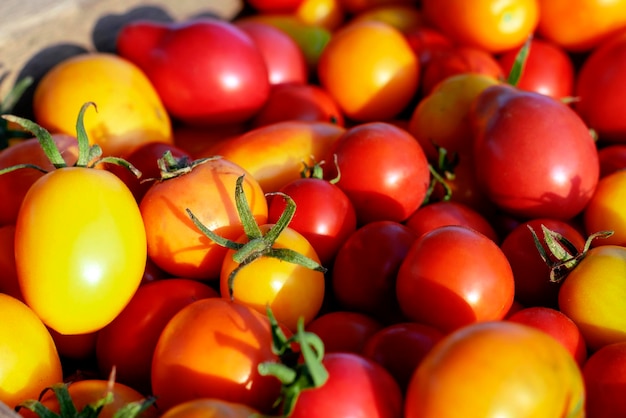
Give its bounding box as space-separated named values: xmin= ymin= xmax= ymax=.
xmin=0 ymin=293 xmax=63 ymax=409
xmin=33 ymin=53 xmax=173 ymax=157
xmin=537 ymin=0 xmax=626 ymax=52
xmin=409 ymin=73 xmax=500 ymax=161
xmin=339 ymin=0 xmax=418 ymax=14
xmin=349 ymin=4 xmax=424 ymax=34
xmin=160 ymin=399 xmax=260 ymax=418
xmin=317 ymin=20 xmax=419 ymax=122
xmin=296 ymin=0 xmax=345 ymax=31
xmin=208 ymin=121 xmax=345 ymax=193
xmin=422 ymin=0 xmax=539 ymax=53
xmin=405 ymin=321 xmax=585 ymax=417
xmin=584 ymin=169 xmax=626 ymax=246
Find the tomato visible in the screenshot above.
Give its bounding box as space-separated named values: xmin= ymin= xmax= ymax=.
xmin=251 ymin=83 xmax=345 ymax=128
xmin=349 ymin=4 xmax=424 ymax=34
xmin=338 ymin=0 xmax=417 ymax=14
xmin=235 ymin=20 xmax=308 ymax=86
xmin=324 ymin=122 xmax=430 ymax=224
xmin=295 ymin=0 xmax=345 ymax=31
xmin=116 ymin=18 xmax=270 ymax=126
xmin=151 ymin=298 xmax=281 ymax=413
xmin=317 ymin=20 xmax=419 ymax=122
xmin=421 ymin=0 xmax=539 ymax=53
xmin=575 ymin=28 xmax=626 ymax=144
xmin=598 ymin=144 xmax=626 ymax=177
xmin=405 ymin=321 xmax=585 ymax=418
xmin=331 ymin=220 xmax=418 ymax=323
xmin=497 ymin=38 xmax=575 ymax=100
xmin=470 ymin=83 xmax=599 ymax=220
xmin=159 ymin=398 xmax=260 ymax=418
xmin=221 ymin=224 xmax=326 ymax=332
xmin=140 ymin=156 xmax=268 ymax=280
xmin=0 ymin=293 xmax=63 ymax=409
xmin=537 ymin=0 xmax=626 ymax=52
xmin=500 ymin=218 xmax=586 ymax=308
xmin=362 ymin=322 xmax=444 ymax=392
xmin=305 ymin=311 xmax=384 ymax=354
xmin=404 ymin=26 xmax=454 ymax=69
xmin=16 ymin=166 xmax=147 ymax=335
xmin=582 ymin=341 xmax=626 ymax=417
xmin=48 ymin=328 xmax=98 ymax=362
xmin=0 ymin=134 xmax=78 ymax=226
xmin=267 ymin=176 xmax=356 ymax=266
xmin=507 ymin=306 xmax=588 ymax=366
xmin=396 ymin=225 xmax=515 ymax=333
xmin=32 ymin=53 xmax=172 ymax=157
xmin=289 ymin=352 xmax=404 ymax=418
xmin=172 ymin=122 xmax=247 ymax=159
xmin=0 ymin=224 xmax=21 ymax=300
xmin=210 ymin=121 xmax=344 ymax=193
xmin=404 ymin=200 xmax=499 ymax=242
xmin=583 ymin=169 xmax=626 ymax=247
xmin=246 ymin=0 xmax=304 ymax=13
xmin=558 ymin=244 xmax=626 ymax=352
xmin=96 ymin=279 xmax=219 ymax=395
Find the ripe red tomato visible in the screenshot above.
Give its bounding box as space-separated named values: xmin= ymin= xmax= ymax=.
xmin=0 ymin=224 xmax=20 ymax=300
xmin=324 ymin=122 xmax=430 ymax=224
xmin=305 ymin=311 xmax=384 ymax=354
xmin=598 ymin=144 xmax=626 ymax=177
xmin=470 ymin=83 xmax=599 ymax=220
xmin=404 ymin=26 xmax=454 ymax=69
xmin=582 ymin=341 xmax=626 ymax=417
xmin=396 ymin=225 xmax=515 ymax=333
xmin=246 ymin=0 xmax=304 ymax=13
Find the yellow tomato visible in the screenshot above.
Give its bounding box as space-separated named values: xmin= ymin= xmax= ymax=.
xmin=0 ymin=293 xmax=63 ymax=409
xmin=296 ymin=0 xmax=345 ymax=31
xmin=584 ymin=169 xmax=626 ymax=247
xmin=349 ymin=4 xmax=424 ymax=33
xmin=33 ymin=53 xmax=172 ymax=157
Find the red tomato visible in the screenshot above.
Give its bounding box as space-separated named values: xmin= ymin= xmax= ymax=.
xmin=324 ymin=122 xmax=430 ymax=224
xmin=96 ymin=278 xmax=219 ymax=394
xmin=470 ymin=83 xmax=599 ymax=220
xmin=0 ymin=224 xmax=21 ymax=300
xmin=598 ymin=144 xmax=626 ymax=177
xmin=507 ymin=306 xmax=587 ymax=366
xmin=582 ymin=341 xmax=626 ymax=418
xmin=172 ymin=122 xmax=248 ymax=159
xmin=362 ymin=322 xmax=444 ymax=392
xmin=404 ymin=26 xmax=454 ymax=69
xmin=235 ymin=20 xmax=308 ymax=86
xmin=289 ymin=352 xmax=404 ymax=418
xmin=116 ymin=18 xmax=270 ymax=126
xmin=396 ymin=225 xmax=515 ymax=333
xmin=267 ymin=177 xmax=356 ymax=266
xmin=331 ymin=220 xmax=418 ymax=322
xmin=48 ymin=328 xmax=98 ymax=361
xmin=246 ymin=0 xmax=304 ymax=12
xmin=497 ymin=38 xmax=575 ymax=100
xmin=305 ymin=311 xmax=384 ymax=354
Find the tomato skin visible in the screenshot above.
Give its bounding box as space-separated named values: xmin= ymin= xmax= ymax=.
xmin=96 ymin=279 xmax=219 ymax=394
xmin=116 ymin=18 xmax=270 ymax=126
xmin=16 ymin=167 xmax=147 ymax=335
xmin=470 ymin=83 xmax=599 ymax=220
xmin=582 ymin=341 xmax=626 ymax=417
xmin=583 ymin=169 xmax=626 ymax=247
xmin=289 ymin=352 xmax=404 ymax=418
xmin=305 ymin=311 xmax=384 ymax=354
xmin=598 ymin=144 xmax=626 ymax=177
xmin=151 ymin=298 xmax=281 ymax=413
xmin=220 ymin=224 xmax=325 ymax=332
xmin=558 ymin=245 xmax=626 ymax=352
xmin=0 ymin=224 xmax=21 ymax=300
xmin=396 ymin=225 xmax=515 ymax=333
xmin=324 ymin=122 xmax=430 ymax=225
xmin=405 ymin=321 xmax=585 ymax=418
xmin=159 ymin=398 xmax=260 ymax=418
xmin=0 ymin=294 xmax=63 ymax=409
xmin=246 ymin=0 xmax=304 ymax=13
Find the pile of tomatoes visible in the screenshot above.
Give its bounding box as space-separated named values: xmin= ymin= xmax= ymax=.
xmin=2 ymin=0 xmax=626 ymax=416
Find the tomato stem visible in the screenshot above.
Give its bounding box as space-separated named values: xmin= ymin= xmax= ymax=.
xmin=506 ymin=35 xmax=532 ymax=87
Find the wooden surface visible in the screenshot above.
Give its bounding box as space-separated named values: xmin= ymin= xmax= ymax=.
xmin=0 ymin=0 xmax=244 ymax=112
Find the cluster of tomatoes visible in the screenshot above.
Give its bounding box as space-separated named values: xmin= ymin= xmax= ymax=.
xmin=2 ymin=0 xmax=626 ymax=416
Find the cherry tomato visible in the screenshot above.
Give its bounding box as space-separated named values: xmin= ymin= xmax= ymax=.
xmin=159 ymin=398 xmax=260 ymax=418
xmin=396 ymin=225 xmax=515 ymax=333
xmin=582 ymin=341 xmax=626 ymax=417
xmin=405 ymin=321 xmax=585 ymax=417
xmin=0 ymin=293 xmax=63 ymax=409
xmin=583 ymin=169 xmax=626 ymax=247
xmin=349 ymin=4 xmax=424 ymax=34
xmin=305 ymin=311 xmax=384 ymax=354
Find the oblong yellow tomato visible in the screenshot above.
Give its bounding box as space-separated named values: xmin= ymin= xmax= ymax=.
xmin=33 ymin=53 xmax=173 ymax=157
xmin=208 ymin=121 xmax=345 ymax=193
xmin=0 ymin=293 xmax=63 ymax=409
xmin=15 ymin=167 xmax=147 ymax=335
xmin=318 ymin=20 xmax=419 ymax=121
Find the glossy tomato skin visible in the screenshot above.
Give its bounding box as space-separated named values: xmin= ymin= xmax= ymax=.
xmin=151 ymin=298 xmax=281 ymax=413
xmin=396 ymin=225 xmax=515 ymax=333
xmin=405 ymin=321 xmax=585 ymax=418
xmin=289 ymin=352 xmax=404 ymax=418
xmin=324 ymin=122 xmax=430 ymax=225
xmin=267 ymin=177 xmax=356 ymax=266
xmin=116 ymin=18 xmax=270 ymax=126
xmin=0 ymin=294 xmax=63 ymax=409
xmin=583 ymin=169 xmax=626 ymax=247
xmin=331 ymin=220 xmax=418 ymax=323
xmin=305 ymin=311 xmax=384 ymax=354
xmin=96 ymin=278 xmax=219 ymax=394
xmin=159 ymin=398 xmax=260 ymax=418
xmin=16 ymin=167 xmax=147 ymax=335
xmin=582 ymin=341 xmax=626 ymax=417
xmin=470 ymin=83 xmax=599 ymax=220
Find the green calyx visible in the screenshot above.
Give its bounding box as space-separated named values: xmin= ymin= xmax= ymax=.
xmin=506 ymin=35 xmax=532 ymax=87
xmin=423 ymin=145 xmax=456 ymax=205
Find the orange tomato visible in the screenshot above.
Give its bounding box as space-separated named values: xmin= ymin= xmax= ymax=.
xmin=583 ymin=169 xmax=626 ymax=247
xmin=160 ymin=399 xmax=260 ymax=418
xmin=349 ymin=4 xmax=424 ymax=33
xmin=421 ymin=0 xmax=539 ymax=53
xmin=296 ymin=0 xmax=345 ymax=31
xmin=33 ymin=53 xmax=173 ymax=157
xmin=317 ymin=20 xmax=420 ymax=121
xmin=338 ymin=0 xmax=418 ymax=14
xmin=537 ymin=0 xmax=626 ymax=52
